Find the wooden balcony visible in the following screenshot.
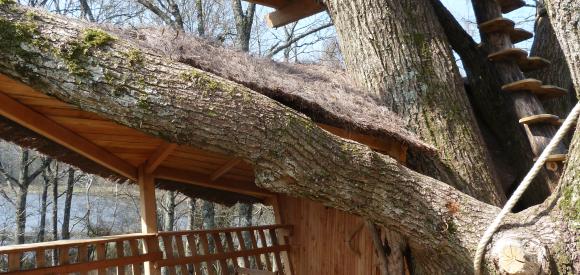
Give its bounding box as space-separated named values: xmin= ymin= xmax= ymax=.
xmin=0 ymin=225 xmax=292 ymax=275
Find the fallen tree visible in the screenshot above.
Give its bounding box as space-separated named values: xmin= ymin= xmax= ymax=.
xmin=0 ymin=3 xmax=577 ymax=274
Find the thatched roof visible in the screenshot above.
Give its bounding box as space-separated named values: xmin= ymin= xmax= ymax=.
xmin=107 ymin=27 xmax=435 ymax=154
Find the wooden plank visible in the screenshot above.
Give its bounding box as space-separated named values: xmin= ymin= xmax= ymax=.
xmin=34 ymin=249 xmax=45 ymax=269
xmin=199 ymin=233 xmax=218 ymax=275
xmin=138 ymin=167 xmax=159 ymax=275
xmin=236 ymin=267 xmax=277 ymax=275
xmin=96 ymin=243 xmax=107 ymax=275
xmin=116 ymin=241 xmax=125 ymax=275
xmin=145 ymin=142 xmax=177 ymax=174
xmin=174 ymin=235 xmax=190 ymax=274
xmin=156 ymin=225 xmax=293 ymax=237
xmin=519 ymin=114 xmax=561 ymax=125
xmin=244 ymin=0 xmax=288 ymax=8
xmin=265 ymin=0 xmax=326 ymax=28
xmin=161 ymin=236 xmax=177 ymax=275
xmin=488 ymin=48 xmax=527 ymax=62
xmin=257 ymin=230 xmax=272 ymax=271
xmin=8 ymin=253 xmax=21 ymax=272
xmin=210 ymin=158 xmax=242 ymax=181
xmin=210 ymin=232 xmax=229 ymax=274
xmin=0 ymin=233 xmax=156 ymax=253
xmin=478 ymin=17 xmax=514 ymax=33
xmin=1 ymin=252 xmax=163 ymax=275
xmin=510 ymin=28 xmax=533 ymax=44
xmin=59 ymin=246 xmax=70 ymax=266
xmin=129 ymin=239 xmax=143 ymax=275
xmin=156 ymin=245 xmax=291 ymax=270
xmin=518 ymin=57 xmax=551 ymax=72
xmin=249 ymin=230 xmax=264 ymax=270
xmin=268 ymin=229 xmax=283 ymax=273
xmin=186 ymin=234 xmax=203 ymax=275
xmin=235 ymin=230 xmax=251 ymax=268
xmin=225 ymin=232 xmax=240 ymax=269
xmin=498 ymin=0 xmax=525 ymax=13
xmin=154 ymin=166 xmax=273 ymax=199
xmin=0 ymin=91 xmax=137 ymax=179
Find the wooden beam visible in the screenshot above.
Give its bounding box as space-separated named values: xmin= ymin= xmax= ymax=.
xmin=138 ymin=166 xmax=159 ymax=275
xmin=144 ymin=142 xmax=177 ymax=174
xmin=0 ymin=91 xmax=137 ymax=179
xmin=244 ymin=0 xmax=288 ymax=8
xmin=154 ymin=166 xmax=273 ymax=198
xmin=210 ymin=158 xmax=242 ymax=181
xmin=265 ymin=0 xmax=326 ymax=28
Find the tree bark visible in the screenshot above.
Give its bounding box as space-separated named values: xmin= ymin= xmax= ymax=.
xmin=37 ymin=166 xmax=50 ymax=242
xmin=231 ymin=0 xmax=255 ymax=52
xmin=163 ymin=190 xmax=176 ymax=231
xmin=195 ymin=0 xmax=204 ymax=36
xmin=429 ymin=0 xmax=553 ymax=208
xmin=0 ymin=5 xmax=575 ymax=273
xmin=323 ymin=0 xmax=505 ymax=206
xmin=61 ymin=168 xmax=75 ymax=240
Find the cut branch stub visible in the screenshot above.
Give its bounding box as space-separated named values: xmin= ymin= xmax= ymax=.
xmin=497 ymin=0 xmax=526 ymax=13
xmin=491 ymin=237 xmax=546 ymax=275
xmin=502 ymin=79 xmax=568 ymax=100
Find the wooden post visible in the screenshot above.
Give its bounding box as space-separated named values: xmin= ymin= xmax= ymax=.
xmin=139 ymin=166 xmax=159 ymax=275
xmin=265 ymin=196 xmax=294 ymax=275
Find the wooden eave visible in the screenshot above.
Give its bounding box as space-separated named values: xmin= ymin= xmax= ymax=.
xmin=0 ymin=73 xmax=407 ymax=201
xmin=245 ymin=0 xmax=326 ymax=28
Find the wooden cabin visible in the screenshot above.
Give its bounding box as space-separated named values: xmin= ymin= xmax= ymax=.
xmin=0 ymin=4 xmax=435 ymax=273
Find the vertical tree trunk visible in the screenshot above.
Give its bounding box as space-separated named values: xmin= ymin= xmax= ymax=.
xmin=231 ymin=0 xmax=255 ymax=52
xmin=163 ymin=190 xmax=176 ymax=231
xmin=528 ymin=0 xmax=576 ymax=117
xmin=202 ymin=200 xmax=215 ymax=253
xmin=14 ymin=149 xmax=29 ymax=244
xmin=61 ymin=168 xmax=74 ymax=240
xmin=37 ymin=167 xmax=50 ymax=242
xmin=188 ymin=198 xmax=196 ymax=230
xmin=195 ymin=0 xmax=204 ymax=36
xmin=324 ymin=0 xmax=504 ymax=206
xmin=51 ymin=163 xmax=59 ymax=264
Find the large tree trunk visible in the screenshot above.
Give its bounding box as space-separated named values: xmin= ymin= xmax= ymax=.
xmin=528 ymin=0 xmax=576 ymax=118
xmin=323 ymin=0 xmax=505 ymax=206
xmin=0 ymin=4 xmax=575 ymax=273
xmin=14 ymin=149 xmax=30 ymax=245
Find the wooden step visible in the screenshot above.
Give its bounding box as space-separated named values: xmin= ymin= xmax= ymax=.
xmin=502 ymin=79 xmax=568 ymax=100
xmin=518 ymin=57 xmax=551 ymax=72
xmin=510 ymin=28 xmax=533 ymax=43
xmin=488 ymin=48 xmax=528 ymax=62
xmin=498 ymin=0 xmax=526 ymax=13
xmin=479 ymin=18 xmax=515 ymax=33
xmin=519 ymin=114 xmax=561 ymax=125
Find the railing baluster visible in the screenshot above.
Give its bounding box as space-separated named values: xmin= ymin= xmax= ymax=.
xmin=248 ymin=229 xmax=265 ymax=270
xmin=224 ymin=232 xmax=239 ymax=270
xmin=235 ymin=230 xmax=251 ymax=268
xmin=268 ymin=229 xmax=284 ymax=273
xmin=257 ymin=230 xmax=272 ymax=271
xmin=96 ymin=243 xmax=107 ymax=275
xmin=78 ymin=244 xmax=89 ymax=275
xmin=174 ymin=235 xmax=189 ymax=274
xmin=116 ymin=241 xmax=125 ymax=275
xmin=59 ymin=246 xmax=69 ymax=266
xmin=144 ymin=235 xmax=161 ymax=275
xmin=128 ymin=239 xmax=142 ymax=275
xmin=199 ymin=233 xmax=217 ymax=275
xmin=186 ymin=234 xmax=202 ymax=275
xmin=210 ymin=232 xmax=228 ymax=274
xmin=8 ymin=253 xmax=20 ymax=272
xmin=34 ymin=248 xmax=45 ymax=269
xmin=161 ymin=235 xmax=177 ymax=275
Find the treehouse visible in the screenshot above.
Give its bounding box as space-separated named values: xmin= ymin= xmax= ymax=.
xmin=0 ymin=4 xmax=436 ymax=275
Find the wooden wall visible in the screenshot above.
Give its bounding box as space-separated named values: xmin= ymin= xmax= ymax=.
xmin=277 ymin=195 xmax=383 ymax=275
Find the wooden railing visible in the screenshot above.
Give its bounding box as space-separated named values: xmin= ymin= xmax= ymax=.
xmin=0 ymin=225 xmax=292 ymax=275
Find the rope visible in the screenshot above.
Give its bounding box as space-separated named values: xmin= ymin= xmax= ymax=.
xmin=473 ymin=102 xmax=580 ymax=275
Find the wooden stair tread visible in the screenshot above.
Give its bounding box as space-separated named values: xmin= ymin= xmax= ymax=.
xmin=510 ymin=28 xmax=533 ymax=43
xmin=479 ymin=18 xmax=515 ymax=33
xmin=518 ymin=57 xmax=551 ymax=72
xmin=502 ymin=79 xmax=568 ymax=100
xmin=534 ymin=154 xmax=567 ymax=162
xmin=518 ymin=114 xmax=560 ymax=125
xmin=498 ymin=0 xmax=526 ymax=13
xmin=488 ymin=48 xmax=528 ymax=62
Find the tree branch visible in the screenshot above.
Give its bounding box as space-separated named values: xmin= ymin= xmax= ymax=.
xmin=267 ymin=22 xmax=333 ymax=58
